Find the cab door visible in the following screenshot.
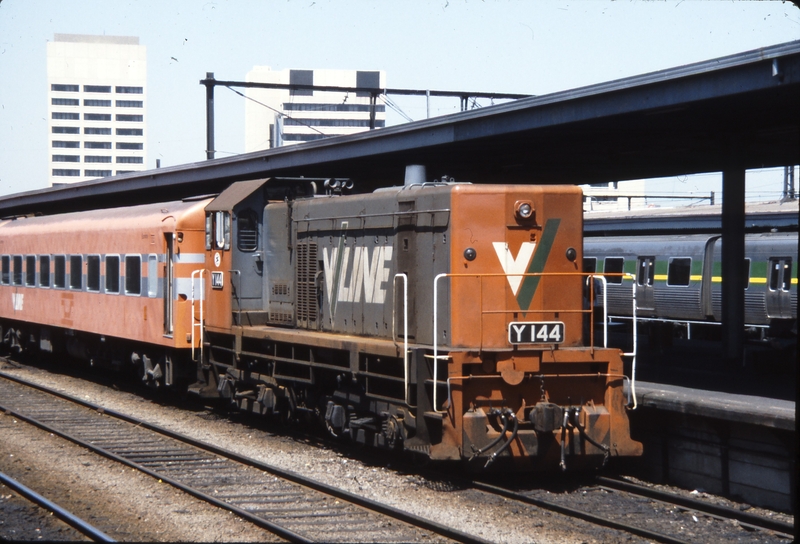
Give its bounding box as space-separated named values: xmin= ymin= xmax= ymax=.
xmin=230 ymin=208 xmax=263 ymax=306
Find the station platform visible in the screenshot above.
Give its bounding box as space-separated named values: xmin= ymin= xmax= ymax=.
xmin=623 ymin=381 xmax=795 ymax=513
xmin=629 ymin=381 xmax=795 ymax=431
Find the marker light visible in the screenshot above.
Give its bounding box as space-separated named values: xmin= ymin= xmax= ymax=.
xmin=514 ymin=200 xmax=534 ymax=221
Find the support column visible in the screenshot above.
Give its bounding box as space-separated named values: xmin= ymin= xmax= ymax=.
xmin=720 ymin=167 xmax=745 ymax=362
xmin=204 ymin=72 xmax=216 ymax=160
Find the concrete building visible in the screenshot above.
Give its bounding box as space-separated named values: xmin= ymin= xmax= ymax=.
xmin=245 ymin=68 xmax=386 ymax=151
xmin=47 ymin=34 xmax=147 ymax=186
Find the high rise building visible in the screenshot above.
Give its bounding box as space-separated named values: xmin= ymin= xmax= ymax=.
xmin=46 ymin=34 xmax=147 ymax=186
xmin=244 ymin=68 xmax=386 ymax=152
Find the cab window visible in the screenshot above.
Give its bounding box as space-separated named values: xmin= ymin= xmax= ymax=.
xmin=206 ymin=211 xmax=231 ymax=251
xmin=237 ymin=209 xmax=259 ymax=251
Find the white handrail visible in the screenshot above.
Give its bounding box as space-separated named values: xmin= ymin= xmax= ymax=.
xmin=587 ymin=274 xmax=609 ymax=348
xmin=190 ymin=269 xmax=206 ymax=363
xmin=622 ymin=274 xmax=638 ymax=409
xmin=392 ymin=273 xmax=409 ymax=405
xmin=432 ymin=272 xmax=448 ymax=411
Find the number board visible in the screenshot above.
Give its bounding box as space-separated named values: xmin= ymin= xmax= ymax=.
xmin=211 ymin=271 xmax=224 ymax=289
xmin=508 ymin=321 xmax=565 ymax=345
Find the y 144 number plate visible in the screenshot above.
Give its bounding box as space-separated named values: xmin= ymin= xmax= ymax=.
xmin=508 ymin=321 xmax=565 ymax=344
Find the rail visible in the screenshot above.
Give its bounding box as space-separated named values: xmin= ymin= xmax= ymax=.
xmin=0 ymin=372 xmax=493 ymax=544
xmin=432 ymin=271 xmax=638 ymax=412
xmin=0 ymin=470 xmax=115 ymax=542
xmin=583 ymin=191 xmax=715 ymax=211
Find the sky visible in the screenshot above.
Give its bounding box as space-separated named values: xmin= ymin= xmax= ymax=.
xmin=0 ymin=0 xmax=798 ymax=200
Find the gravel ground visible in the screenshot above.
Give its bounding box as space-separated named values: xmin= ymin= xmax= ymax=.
xmin=0 ymin=358 xmax=764 ymax=543
xmin=0 ymin=407 xmax=282 ymax=542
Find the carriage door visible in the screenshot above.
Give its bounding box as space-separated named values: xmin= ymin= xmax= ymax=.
xmin=231 ymin=209 xmax=263 ymax=308
xmin=164 ymin=234 xmax=174 ymax=336
xmin=766 ymin=257 xmax=793 ymax=319
xmin=636 ymin=256 xmax=655 ymax=312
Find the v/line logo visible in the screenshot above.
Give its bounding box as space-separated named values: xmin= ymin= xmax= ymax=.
xmin=492 ymin=218 xmax=560 ymax=310
xmin=322 ymin=223 xmax=394 ymax=318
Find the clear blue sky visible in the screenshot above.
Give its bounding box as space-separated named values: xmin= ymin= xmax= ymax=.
xmin=0 ymin=0 xmax=798 ymax=197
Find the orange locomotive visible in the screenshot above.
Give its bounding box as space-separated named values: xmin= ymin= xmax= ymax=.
xmin=0 ymin=178 xmax=641 ymax=470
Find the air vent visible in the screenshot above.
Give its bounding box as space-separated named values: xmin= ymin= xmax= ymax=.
xmin=296 ymin=242 xmax=318 ymax=329
xmin=272 ymin=283 xmax=290 ymax=296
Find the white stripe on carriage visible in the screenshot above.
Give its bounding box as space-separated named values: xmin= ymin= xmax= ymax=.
xmin=174 ymin=253 xmax=206 ymax=264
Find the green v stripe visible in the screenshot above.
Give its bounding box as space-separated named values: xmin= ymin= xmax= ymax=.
xmin=516 ymin=218 xmax=560 ymax=310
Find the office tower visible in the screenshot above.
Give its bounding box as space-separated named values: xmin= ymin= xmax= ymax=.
xmin=47 ymin=34 xmax=147 ymax=185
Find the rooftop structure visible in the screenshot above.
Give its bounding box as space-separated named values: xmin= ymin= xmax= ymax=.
xmin=244 ymin=68 xmax=386 ymax=151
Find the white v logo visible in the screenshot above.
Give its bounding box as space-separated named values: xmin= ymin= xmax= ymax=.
xmin=492 ymin=242 xmax=536 ymax=296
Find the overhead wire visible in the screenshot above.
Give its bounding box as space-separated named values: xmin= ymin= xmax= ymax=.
xmin=224 ymin=85 xmax=326 ymax=136
xmin=379 ymin=93 xmax=414 ymax=123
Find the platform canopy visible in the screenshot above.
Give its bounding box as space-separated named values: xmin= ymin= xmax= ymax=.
xmin=1 ymin=40 xmax=799 ymax=217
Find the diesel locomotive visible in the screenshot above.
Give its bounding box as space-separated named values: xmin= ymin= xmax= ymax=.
xmin=0 ymin=178 xmax=642 ymax=471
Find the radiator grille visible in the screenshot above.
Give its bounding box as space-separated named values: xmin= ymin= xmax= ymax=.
xmin=296 ymin=242 xmax=318 ymax=328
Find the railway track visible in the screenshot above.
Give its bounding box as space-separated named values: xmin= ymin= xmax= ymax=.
xmin=0 ymin=470 xmax=114 ymax=542
xmin=468 ymin=476 xmax=794 ymax=544
xmin=0 ymin=371 xmax=487 ymax=544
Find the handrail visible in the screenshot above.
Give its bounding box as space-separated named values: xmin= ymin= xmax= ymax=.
xmin=587 ymin=274 xmax=609 ymax=348
xmin=190 ymin=269 xmax=207 ymax=363
xmin=446 ymin=373 xmax=633 ymax=414
xmin=392 ymin=273 xmax=409 ymax=405
xmin=623 ymin=275 xmax=638 ymax=409
xmin=229 ymin=269 xmax=241 ymax=326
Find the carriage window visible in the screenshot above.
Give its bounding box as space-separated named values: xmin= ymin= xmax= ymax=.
xmin=603 ymin=257 xmax=624 ymax=284
xmin=69 ymin=255 xmax=83 ymax=290
xmin=1 ymin=256 xmax=9 ymax=284
xmin=667 ymin=258 xmax=691 ymax=287
xmin=87 ymin=255 xmax=100 ymax=292
xmin=105 ymin=255 xmax=120 ymax=293
xmin=582 ymin=257 xmax=597 ymax=274
xmin=147 ymin=254 xmax=158 ymax=297
xmin=25 ymin=256 xmax=36 ymax=286
xmin=237 ymin=209 xmax=259 ymax=251
xmin=12 ymin=256 xmax=22 ymax=285
xmin=769 ymin=258 xmax=792 ymax=292
xmin=54 ymin=256 xmax=66 ymax=288
xmin=125 ymin=255 xmax=141 ymax=295
xmin=39 ymin=256 xmax=51 ymax=287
